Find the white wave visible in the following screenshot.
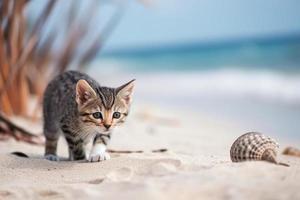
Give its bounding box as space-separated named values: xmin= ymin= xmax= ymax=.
xmin=132 ymin=69 xmax=300 ymax=105
xmin=89 ymin=59 xmax=300 ymax=105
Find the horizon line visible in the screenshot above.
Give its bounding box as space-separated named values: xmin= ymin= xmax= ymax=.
xmin=101 ymin=32 xmax=300 ymax=57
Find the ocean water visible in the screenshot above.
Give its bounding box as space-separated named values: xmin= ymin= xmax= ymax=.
xmin=100 ymin=35 xmax=300 ymax=73
xmin=90 ymin=37 xmax=300 ymax=141
xmin=94 ymin=36 xmax=300 ymax=104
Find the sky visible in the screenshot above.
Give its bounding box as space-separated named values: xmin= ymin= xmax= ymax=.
xmin=28 ymin=0 xmax=300 ymax=52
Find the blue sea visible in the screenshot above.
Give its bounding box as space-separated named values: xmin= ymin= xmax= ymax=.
xmin=99 ymin=35 xmax=300 ymax=73
xmin=90 ymin=35 xmax=300 ymax=142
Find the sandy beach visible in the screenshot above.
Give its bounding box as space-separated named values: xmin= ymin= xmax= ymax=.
xmin=1 ymin=1 xmax=300 ymax=199
xmin=0 ymin=103 xmax=299 ymax=200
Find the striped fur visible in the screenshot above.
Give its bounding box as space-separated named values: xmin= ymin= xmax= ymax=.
xmin=43 ymin=71 xmax=134 ymax=162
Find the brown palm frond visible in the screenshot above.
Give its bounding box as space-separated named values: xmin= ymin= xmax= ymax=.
xmin=0 ymin=0 xmax=125 ymax=144
xmin=0 ymin=112 xmax=44 ymax=145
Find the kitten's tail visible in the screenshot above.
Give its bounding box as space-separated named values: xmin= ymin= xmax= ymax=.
xmin=11 ymin=151 xmax=29 ymax=158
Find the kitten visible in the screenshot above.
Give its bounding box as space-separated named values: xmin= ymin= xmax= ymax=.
xmin=43 ymin=71 xmax=135 ymax=162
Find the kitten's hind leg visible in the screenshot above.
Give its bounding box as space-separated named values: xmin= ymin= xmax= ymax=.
xmin=44 ymin=124 xmax=60 ymax=161
xmin=43 ymin=101 xmax=61 ymax=161
xmin=44 ymin=134 xmax=60 ymax=161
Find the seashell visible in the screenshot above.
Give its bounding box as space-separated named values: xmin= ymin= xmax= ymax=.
xmin=282 ymin=146 xmax=300 ymax=157
xmin=230 ymin=132 xmax=289 ymax=167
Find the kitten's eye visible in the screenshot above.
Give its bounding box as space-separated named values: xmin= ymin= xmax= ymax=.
xmin=113 ymin=112 xmax=121 ymax=119
xmin=92 ymin=112 xmax=102 ymax=119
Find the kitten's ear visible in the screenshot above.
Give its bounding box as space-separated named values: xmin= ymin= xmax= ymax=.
xmin=76 ymin=79 xmax=97 ymax=106
xmin=116 ymin=79 xmax=135 ymax=104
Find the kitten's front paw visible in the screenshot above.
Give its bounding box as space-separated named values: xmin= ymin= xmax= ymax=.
xmin=88 ymin=152 xmax=110 ymax=162
xmin=45 ymin=154 xmax=60 ymax=161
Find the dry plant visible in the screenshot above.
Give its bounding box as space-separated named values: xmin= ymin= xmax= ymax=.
xmin=0 ymin=0 xmax=124 ymax=144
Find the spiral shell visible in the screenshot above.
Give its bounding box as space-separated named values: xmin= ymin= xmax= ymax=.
xmin=230 ymin=132 xmax=287 ymax=165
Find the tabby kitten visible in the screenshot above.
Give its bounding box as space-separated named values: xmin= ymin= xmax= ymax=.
xmin=43 ymin=71 xmax=135 ymax=162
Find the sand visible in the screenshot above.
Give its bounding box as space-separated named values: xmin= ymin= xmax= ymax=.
xmin=0 ymin=104 xmax=299 ymax=200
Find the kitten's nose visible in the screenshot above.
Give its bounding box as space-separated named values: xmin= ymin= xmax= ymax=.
xmin=103 ymin=124 xmax=111 ymax=130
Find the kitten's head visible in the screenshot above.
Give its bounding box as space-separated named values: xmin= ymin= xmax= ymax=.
xmin=75 ymin=79 xmax=135 ymax=133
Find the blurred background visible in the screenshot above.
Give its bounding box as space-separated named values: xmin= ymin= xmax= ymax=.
xmin=1 ymin=0 xmax=300 ymax=142
xmin=88 ymin=0 xmax=300 ymax=141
